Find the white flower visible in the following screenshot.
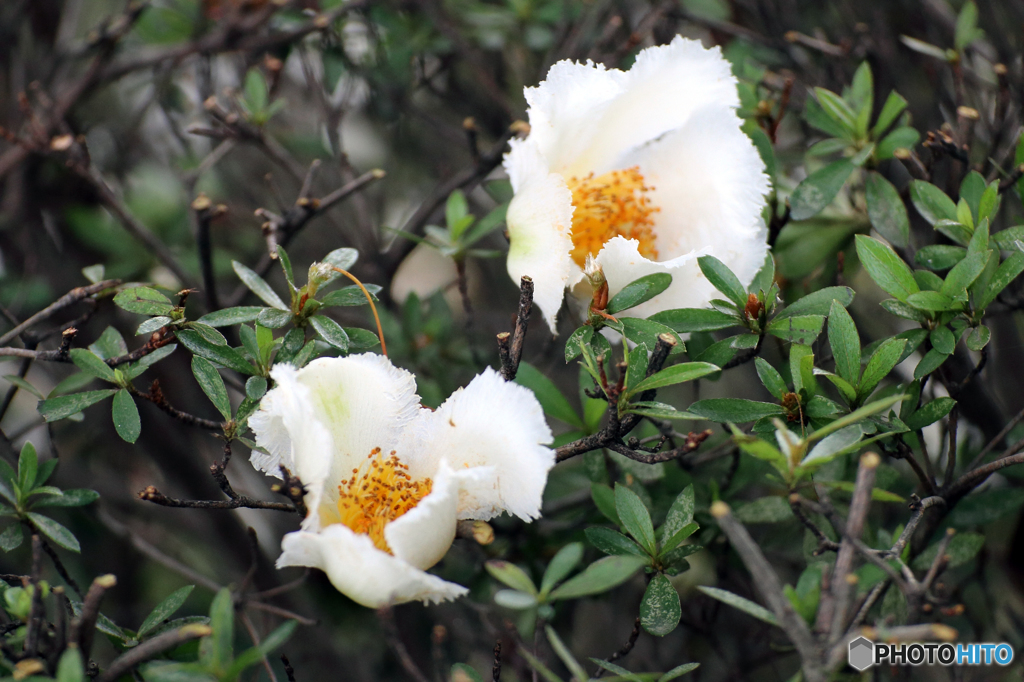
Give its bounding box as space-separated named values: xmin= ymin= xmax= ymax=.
xmin=504 ymin=36 xmax=771 ymax=331
xmin=249 ymin=354 xmax=554 ymax=608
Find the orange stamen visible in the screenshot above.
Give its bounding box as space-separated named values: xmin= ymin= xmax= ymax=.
xmin=566 ymin=167 xmax=659 ymax=267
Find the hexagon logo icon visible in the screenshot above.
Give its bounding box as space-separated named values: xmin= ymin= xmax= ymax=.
xmin=848 ymin=636 xmax=874 ymax=671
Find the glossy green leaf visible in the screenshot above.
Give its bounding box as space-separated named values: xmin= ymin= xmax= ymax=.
xmin=232 ymin=261 xmax=288 ymax=310
xmin=27 ymin=513 xmax=79 ymax=552
xmin=139 ymin=585 xmax=195 ymax=637
xmin=606 ymin=273 xmax=673 ymax=314
xmin=320 ymin=284 xmax=381 ymax=307
xmin=70 ymin=349 xmax=117 ymax=383
xmin=910 ymin=180 xmax=958 ymax=225
xmin=585 ymin=527 xmax=646 ymax=557
xmin=625 ymin=362 xmax=720 ymax=398
xmin=191 ymin=357 xmax=231 ymax=421
xmin=114 ymin=287 xmax=173 ymax=315
xmin=648 ymin=308 xmax=738 ymax=332
xmin=640 ymin=574 xmax=681 ymax=636
xmin=686 ymin=399 xmax=784 ymax=423
xmin=789 ymin=159 xmax=855 ymax=221
xmin=827 ymin=300 xmax=860 ymax=385
xmin=697 ymin=586 xmax=778 ymax=626
xmin=112 ymin=389 xmax=141 ymax=443
xmin=176 ymin=330 xmax=258 ymax=375
xmin=767 ymin=314 xmax=824 ymax=345
xmin=855 ymin=235 xmax=919 ymax=302
xmin=196 ymin=307 xmax=265 ymax=327
xmin=548 ymin=555 xmax=647 ymax=600
xmin=904 ymin=397 xmax=956 ymax=431
xmin=755 ymin=358 xmax=787 ymax=400
xmin=39 ymin=389 xmax=118 ymax=422
xmin=865 ymin=171 xmax=909 ymax=247
xmin=858 ymin=338 xmax=907 ymax=400
xmin=540 ymin=543 xmax=584 ymax=595
xmin=697 ymin=256 xmax=746 ymax=306
xmin=310 ymin=315 xmax=350 ymax=352
xmin=615 ymin=484 xmax=656 ymax=555
xmin=871 ymin=91 xmax=908 ymax=138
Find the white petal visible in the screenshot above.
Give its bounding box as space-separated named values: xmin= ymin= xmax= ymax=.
xmin=384 ymin=462 xmax=484 ymax=570
xmin=574 ymin=37 xmax=742 ymax=174
xmin=586 ymin=106 xmax=769 ymax=320
xmin=251 ymin=354 xmax=423 ymax=530
xmin=249 ymin=364 xmax=334 ymax=525
xmin=505 ymin=164 xmax=575 ymax=333
xmin=277 ymin=526 xmax=467 ymax=608
xmin=404 ymin=368 xmax=554 ymax=521
xmin=519 ymin=59 xmax=626 ymax=177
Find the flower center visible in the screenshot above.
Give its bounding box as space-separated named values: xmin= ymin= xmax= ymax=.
xmin=328 ymin=447 xmax=433 ymax=554
xmin=566 ymin=167 xmax=660 ymax=268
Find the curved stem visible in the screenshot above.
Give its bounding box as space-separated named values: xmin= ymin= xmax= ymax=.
xmin=330 ymin=266 xmax=387 ymax=357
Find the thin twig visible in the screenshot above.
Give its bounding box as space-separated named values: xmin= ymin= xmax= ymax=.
xmin=499 ymin=277 xmax=533 ymax=381
xmin=138 ymin=486 xmax=297 ymax=513
xmin=97 ymin=623 xmax=212 ymax=682
xmin=0 ymin=280 xmax=118 ymax=347
xmin=378 ymin=607 xmax=431 ymax=682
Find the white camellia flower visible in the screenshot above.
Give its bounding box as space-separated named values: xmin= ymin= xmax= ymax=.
xmin=504 ymin=36 xmax=771 ymax=331
xmin=249 ymin=354 xmax=554 ymax=608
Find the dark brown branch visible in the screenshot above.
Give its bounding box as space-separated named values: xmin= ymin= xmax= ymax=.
xmin=71 ymin=573 xmax=117 ymax=660
xmin=499 ymin=277 xmax=533 ymax=381
xmin=0 ymin=280 xmax=119 ymax=347
xmin=492 ymin=641 xmax=501 ymax=682
xmin=593 ymin=617 xmax=641 ymax=678
xmin=789 ymin=494 xmax=840 ymax=554
xmin=137 ymin=486 xmax=297 ymax=513
xmin=97 ymin=623 xmax=212 ymax=682
xmin=711 ymin=502 xmax=825 ymax=682
xmin=23 ymin=535 xmax=44 ymax=657
xmin=136 ymin=380 xmax=225 ymax=431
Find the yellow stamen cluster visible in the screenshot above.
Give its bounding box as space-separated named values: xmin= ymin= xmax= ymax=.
xmin=567 ymin=167 xmax=659 ymax=267
xmin=331 ymin=447 xmax=432 ymax=553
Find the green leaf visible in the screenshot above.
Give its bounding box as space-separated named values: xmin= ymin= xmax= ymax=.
xmin=585 ymin=527 xmax=646 ymax=557
xmin=660 ymin=485 xmax=695 ymax=542
xmin=548 ymin=555 xmax=648 ymax=600
xmin=191 ymin=357 xmax=231 ymax=421
xmin=620 ymin=318 xmax=683 ymax=353
xmin=914 ymin=348 xmax=950 ymax=379
xmin=56 ymin=647 xmax=84 ymax=682
xmin=789 ymin=159 xmax=855 ymax=221
xmin=911 ymin=532 xmax=983 ymax=570
xmin=606 ymin=274 xmax=673 ymax=314
xmin=3 ymin=375 xmax=44 ymax=400
xmin=767 ymin=315 xmax=824 ymax=345
xmin=697 ymin=256 xmax=746 ymax=306
xmin=660 ymin=523 xmax=698 ymax=554
xmin=591 ymin=483 xmax=621 ymax=525
xmin=954 ymin=0 xmax=980 ymax=51
xmin=755 ymin=358 xmax=788 ymax=400
xmin=640 ymin=574 xmax=681 ymax=636
xmin=855 ymin=235 xmax=919 ymax=302
xmin=540 ymin=543 xmax=584 ymax=595
xmin=343 ymin=327 xmax=379 ymax=353
xmin=485 ymin=561 xmax=537 ymax=595
xmin=137 ymin=316 xmax=171 ymax=335
xmin=196 ymin=307 xmax=265 ymax=327
xmin=589 ymin=659 xmax=645 ymax=682
xmin=231 ymin=261 xmax=288 ymax=310
xmin=623 ymin=402 xmax=699 ymax=421
xmin=450 ymin=664 xmax=484 ymax=682
xmin=858 ymin=338 xmax=907 ymax=400
xmin=910 ymin=180 xmax=958 ymax=225
xmin=865 ymin=171 xmax=910 ymax=247
xmin=320 ymin=284 xmax=381 ymax=307
xmin=463 ymin=203 xmax=508 ymax=246
xmin=516 ymin=363 xmax=584 ymax=428
xmin=647 ymin=308 xmax=738 ymax=333
xmin=871 ymin=91 xmax=908 ymax=138
xmin=930 ymin=326 xmax=955 ymax=355
xmin=176 ymin=330 xmax=258 ymax=375
xmin=802 ymin=425 xmax=863 ymax=467
xmin=90 ymin=326 xmax=128 ymax=359
xmin=624 ymin=344 xmax=650 ymax=400
xmin=940 ymin=250 xmax=989 ymax=297
xmin=114 ymin=287 xmax=173 ymax=315
xmin=813 ymin=88 xmax=857 ymax=135
xmin=876 ymin=127 xmax=920 ymax=160
xmin=138 ymin=585 xmax=194 ymax=638
xmin=545 ymin=626 xmax=588 ymax=682
xmin=777 ymin=287 xmax=855 ymax=318
xmin=202 ymin=588 xmax=234 ymax=671
xmin=27 ymin=513 xmax=79 ymax=552
xmin=916 ymin=245 xmax=967 ymax=271
xmin=659 ymin=663 xmax=701 ymax=681
xmin=904 ymin=397 xmax=955 ymax=431
xmin=256 ymin=308 xmax=292 ymax=329
xmin=31 ymin=489 xmax=99 ymax=508
xmin=979 ymin=251 xmax=1024 ymax=309
xmin=733 ymin=497 xmax=794 ymax=523
xmin=805 ymin=96 xmax=848 ymax=138
xmin=564 ymin=326 xmax=594 ymax=362
xmin=827 ymin=300 xmax=860 ymax=385
xmin=686 ymin=399 xmax=784 ymax=423
xmin=310 ymin=316 xmax=350 ymax=352
xmin=245 ymin=376 xmax=267 ymax=401
xmin=806 ymin=393 xmax=905 ymax=441
xmin=615 ymin=484 xmax=656 ymax=555
xmin=697 ymin=586 xmax=778 ymax=626
xmin=225 ymin=621 xmax=297 ymax=680
xmin=494 ymin=589 xmax=537 ymax=610
xmin=69 ymin=349 xmax=117 ymax=383
xmin=625 ymin=362 xmax=720 ymax=398
xmin=17 ymin=441 xmax=38 ymax=494
xmin=39 ymin=389 xmax=118 ymax=422
xmin=112 ymin=389 xmax=141 ymax=443
xmin=0 ymin=524 xmax=23 ymax=551
xmin=906 ymin=290 xmax=956 ymax=312
xmin=849 ymin=62 xmax=873 ymax=130
xmin=965 ymin=325 xmax=991 ymax=351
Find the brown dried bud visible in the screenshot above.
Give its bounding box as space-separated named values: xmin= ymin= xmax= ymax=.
xmin=744 ymin=293 xmax=763 ymax=321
